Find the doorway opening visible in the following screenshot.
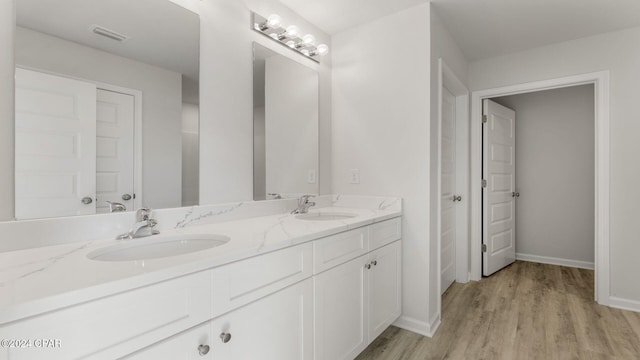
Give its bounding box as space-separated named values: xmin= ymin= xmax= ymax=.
xmin=469 ymin=71 xmax=610 ymax=305
xmin=482 ymin=84 xmax=595 ymax=280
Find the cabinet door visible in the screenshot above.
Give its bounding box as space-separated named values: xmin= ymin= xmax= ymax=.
xmin=210 ymin=279 xmax=313 ymax=360
xmin=122 ymin=323 xmax=212 ymax=360
xmin=314 ymin=254 xmax=370 ymax=360
xmin=369 ymin=240 xmax=402 ymax=341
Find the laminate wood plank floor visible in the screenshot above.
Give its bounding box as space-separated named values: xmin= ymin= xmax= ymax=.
xmin=356 ymin=261 xmax=640 ymax=360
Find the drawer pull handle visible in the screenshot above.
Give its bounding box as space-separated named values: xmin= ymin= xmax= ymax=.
xmin=220 ymin=332 xmax=232 ymax=343
xmin=365 ymin=263 xmax=371 ymax=270
xmin=371 ymin=260 xmax=378 ymax=266
xmin=198 ymin=344 xmax=210 ymax=355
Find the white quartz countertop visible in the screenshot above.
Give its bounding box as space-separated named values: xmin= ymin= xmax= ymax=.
xmin=0 ymin=205 xmax=401 ymax=324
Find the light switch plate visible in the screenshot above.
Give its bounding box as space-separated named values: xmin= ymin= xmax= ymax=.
xmin=308 ymin=170 xmax=316 ymax=184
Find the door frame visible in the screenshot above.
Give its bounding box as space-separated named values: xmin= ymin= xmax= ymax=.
xmin=436 ymin=58 xmax=470 ymax=317
xmin=469 ymin=71 xmax=610 ymax=304
xmin=15 ymin=65 xmax=143 ymax=211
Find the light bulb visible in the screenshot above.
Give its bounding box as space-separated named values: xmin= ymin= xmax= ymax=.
xmin=316 ymin=44 xmax=329 ymax=56
xmin=302 ymin=34 xmax=315 ymax=46
xmin=286 ymin=25 xmax=300 ymax=38
xmin=267 ymin=14 xmax=282 ymax=29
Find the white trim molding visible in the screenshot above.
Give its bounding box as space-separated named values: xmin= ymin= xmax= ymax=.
xmin=516 ymin=253 xmax=594 ymax=270
xmin=393 ymin=314 xmax=441 ymax=338
xmin=469 ymin=71 xmax=611 ymax=306
xmin=608 ymin=297 xmax=640 ymax=313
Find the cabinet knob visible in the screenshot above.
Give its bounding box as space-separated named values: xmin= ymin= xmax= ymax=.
xmin=371 ymin=260 xmax=378 ymax=266
xmin=220 ymin=332 xmax=232 ymax=343
xmin=365 ymin=263 xmax=371 ymax=270
xmin=198 ymin=344 xmax=210 ymax=355
xmin=81 ymin=197 xmax=93 ymax=205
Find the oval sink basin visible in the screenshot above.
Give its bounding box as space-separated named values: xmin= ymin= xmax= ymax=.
xmin=295 ymin=212 xmax=357 ymax=221
xmin=87 ymin=234 xmax=230 ymax=262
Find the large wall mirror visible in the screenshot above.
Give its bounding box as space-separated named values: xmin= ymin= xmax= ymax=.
xmin=253 ymin=43 xmax=319 ymax=200
xmin=14 ymin=0 xmax=200 ymax=220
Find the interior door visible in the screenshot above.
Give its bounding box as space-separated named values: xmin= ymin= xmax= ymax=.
xmin=14 ymin=68 xmax=97 ymax=219
xmin=482 ymin=99 xmax=516 ymax=276
xmin=441 ymin=86 xmax=457 ymax=293
xmin=96 ymin=89 xmax=135 ymax=213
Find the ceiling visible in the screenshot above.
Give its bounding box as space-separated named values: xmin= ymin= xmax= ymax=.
xmin=278 ymin=0 xmax=428 ymax=35
xmin=17 ymin=0 xmax=199 ymax=80
xmin=432 ymin=0 xmax=640 ymax=60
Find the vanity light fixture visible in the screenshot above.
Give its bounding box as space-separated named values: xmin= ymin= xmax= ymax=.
xmin=252 ymin=12 xmax=329 ymax=63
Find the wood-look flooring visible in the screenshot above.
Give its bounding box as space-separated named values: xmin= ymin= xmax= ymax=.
xmin=356 ymin=261 xmax=640 ymax=360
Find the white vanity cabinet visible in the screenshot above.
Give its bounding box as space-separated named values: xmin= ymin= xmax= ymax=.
xmin=122 ymin=323 xmax=213 ymax=359
xmin=128 ymin=279 xmax=313 ymax=360
xmin=314 ymin=218 xmax=402 ymax=360
xmin=209 ymin=279 xmax=313 ymax=360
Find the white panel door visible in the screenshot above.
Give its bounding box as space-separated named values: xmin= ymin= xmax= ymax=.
xmin=369 ymin=241 xmax=402 ymax=341
xmin=96 ymin=89 xmax=135 ymax=213
xmin=314 ymin=255 xmax=369 ymax=360
xmin=14 ymin=68 xmax=96 ymax=219
xmin=441 ymin=86 xmax=457 ymax=293
xmin=211 ymin=279 xmax=313 ymax=360
xmin=482 ymin=99 xmax=516 ymax=276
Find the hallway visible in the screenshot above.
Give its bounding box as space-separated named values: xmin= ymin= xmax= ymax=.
xmin=357 ymin=261 xmax=640 ymax=359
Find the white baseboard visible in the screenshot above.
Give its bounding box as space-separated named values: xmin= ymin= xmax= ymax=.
xmin=608 ymin=296 xmax=640 ymax=313
xmin=393 ymin=314 xmax=440 ymax=338
xmin=516 ymin=253 xmax=594 ymax=270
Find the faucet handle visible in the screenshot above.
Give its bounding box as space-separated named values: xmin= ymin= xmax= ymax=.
xmin=136 ymin=208 xmax=152 ymax=221
xmin=299 ymin=195 xmax=314 ymax=204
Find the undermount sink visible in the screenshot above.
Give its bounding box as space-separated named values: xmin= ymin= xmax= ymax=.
xmin=87 ymin=234 xmax=230 ymax=262
xmin=295 ymin=212 xmax=358 ymax=221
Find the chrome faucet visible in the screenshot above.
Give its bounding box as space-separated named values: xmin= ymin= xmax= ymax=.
xmin=291 ymin=195 xmax=316 ymax=214
xmin=117 ymin=208 xmax=160 ymax=240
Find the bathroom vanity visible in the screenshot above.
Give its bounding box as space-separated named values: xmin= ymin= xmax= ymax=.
xmin=0 ymin=196 xmax=402 ymax=360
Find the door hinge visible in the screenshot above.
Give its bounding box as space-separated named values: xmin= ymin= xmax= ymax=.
xmin=482 ymin=244 xmax=487 ymax=252
xmin=481 ymin=179 xmax=487 ymax=188
xmin=482 ymin=115 xmax=488 ymax=124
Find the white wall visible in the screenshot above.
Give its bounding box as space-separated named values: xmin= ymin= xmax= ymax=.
xmin=182 ymin=103 xmax=199 ymax=207
xmin=493 ymin=85 xmax=595 ymax=266
xmin=264 ymin=55 xmax=318 ymax=197
xmin=469 ymin=26 xmax=640 ymax=303
xmin=169 ymin=0 xmax=332 ymax=205
xmin=15 ymin=26 xmax=183 ymax=209
xmin=0 ymin=3 xmax=14 ymax=220
xmin=332 ymin=4 xmax=434 ymax=334
xmin=429 ymin=7 xmax=469 ymax=325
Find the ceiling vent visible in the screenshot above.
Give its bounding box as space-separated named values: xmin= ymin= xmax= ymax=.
xmin=89 ymin=25 xmax=130 ymax=42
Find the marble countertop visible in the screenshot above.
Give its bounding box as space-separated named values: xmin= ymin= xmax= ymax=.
xmin=0 ymin=204 xmax=401 ymax=324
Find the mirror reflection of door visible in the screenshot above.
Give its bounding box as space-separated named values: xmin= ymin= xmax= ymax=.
xmin=96 ymin=89 xmax=135 ymax=214
xmin=15 ymin=68 xmax=97 ymax=219
xmin=15 ymin=68 xmax=138 ymax=220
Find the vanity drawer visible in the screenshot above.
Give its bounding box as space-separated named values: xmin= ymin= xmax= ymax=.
xmin=370 ymin=217 xmax=402 ymax=250
xmin=211 ymin=242 xmax=312 ymax=317
xmin=313 ymin=227 xmax=369 ymax=274
xmin=0 ymin=271 xmax=211 ymax=360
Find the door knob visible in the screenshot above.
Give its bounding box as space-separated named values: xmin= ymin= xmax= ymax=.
xmin=453 ymin=195 xmax=462 ymax=202
xmin=122 ymin=194 xmax=132 ymax=201
xmin=197 ymin=344 xmax=210 ymax=355
xmin=81 ymin=197 xmax=93 ymax=205
xmin=512 ymin=192 xmax=520 ymax=198
xmin=365 ymin=263 xmax=371 ymax=270
xmin=220 ymin=332 xmax=232 ymax=343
